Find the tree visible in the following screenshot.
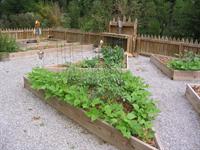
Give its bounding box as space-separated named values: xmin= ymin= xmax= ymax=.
xmin=0 ymin=0 xmax=36 ymax=15
xmin=35 ymin=2 xmax=64 ymax=27
xmin=188 ymin=0 xmax=200 ymax=39
xmin=67 ymin=0 xmax=81 ymax=28
xmin=0 ymin=0 xmax=199 ymax=39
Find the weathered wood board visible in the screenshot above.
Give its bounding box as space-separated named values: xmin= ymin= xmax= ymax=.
xmin=150 ymin=55 xmax=200 ymax=80
xmin=24 ymin=76 xmax=161 ymax=150
xmin=185 ymin=84 xmax=200 ymax=114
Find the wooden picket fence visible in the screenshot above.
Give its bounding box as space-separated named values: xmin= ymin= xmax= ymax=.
xmin=0 ymin=28 xmax=50 ymax=39
xmin=49 ymin=29 xmax=102 ymax=45
xmin=50 ymin=29 xmax=132 ymax=51
xmin=1 ymin=28 xmax=200 ymax=56
xmin=136 ymin=34 xmax=200 ymax=56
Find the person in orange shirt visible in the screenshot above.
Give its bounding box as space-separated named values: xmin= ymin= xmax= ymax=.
xmin=34 ymin=20 xmax=41 ymax=42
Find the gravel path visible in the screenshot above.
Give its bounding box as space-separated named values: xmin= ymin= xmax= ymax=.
xmin=129 ymin=56 xmax=200 ymax=150
xmin=0 ymin=52 xmax=200 ymax=150
xmin=0 ymin=51 xmax=116 ymax=150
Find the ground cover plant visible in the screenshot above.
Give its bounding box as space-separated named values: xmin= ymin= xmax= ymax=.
xmin=168 ymin=51 xmax=200 ymax=71
xmin=76 ymin=46 xmax=126 ymax=68
xmin=28 ymin=67 xmax=159 ymax=144
xmin=0 ymin=33 xmax=19 ymax=53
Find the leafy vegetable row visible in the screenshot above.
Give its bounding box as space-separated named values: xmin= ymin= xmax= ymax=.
xmin=168 ymin=51 xmax=200 ymax=71
xmin=28 ymin=67 xmax=159 ymax=142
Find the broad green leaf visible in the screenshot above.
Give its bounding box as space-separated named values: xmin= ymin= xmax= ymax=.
xmin=127 ymin=112 xmax=137 ymax=120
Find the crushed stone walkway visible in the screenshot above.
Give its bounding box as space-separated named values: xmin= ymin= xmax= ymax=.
xmin=129 ymin=56 xmax=200 ymax=150
xmin=0 ymin=52 xmax=200 ymax=150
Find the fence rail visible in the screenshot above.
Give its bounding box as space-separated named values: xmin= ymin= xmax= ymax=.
xmin=1 ymin=28 xmax=200 ymax=56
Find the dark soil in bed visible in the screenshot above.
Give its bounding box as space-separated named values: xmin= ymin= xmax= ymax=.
xmin=193 ymin=85 xmax=200 ymax=97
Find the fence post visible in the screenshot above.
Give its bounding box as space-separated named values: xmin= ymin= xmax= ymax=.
xmin=126 ymin=35 xmax=131 ymax=53
xmin=135 ymin=37 xmax=141 ymax=54
xmin=179 ymin=42 xmax=184 ymax=57
xmin=132 ymin=18 xmax=138 ymax=54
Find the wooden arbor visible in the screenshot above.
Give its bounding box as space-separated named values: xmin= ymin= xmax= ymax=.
xmin=104 ymin=16 xmax=138 ymax=54
xmin=109 ymin=16 xmax=137 ymax=36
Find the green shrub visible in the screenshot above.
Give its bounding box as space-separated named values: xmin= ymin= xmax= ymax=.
xmin=168 ymin=51 xmax=200 ymax=71
xmin=28 ymin=67 xmax=159 ymax=142
xmin=0 ymin=33 xmax=18 ymax=52
xmin=9 ymin=12 xmax=37 ymax=28
xmin=0 ymin=13 xmax=37 ymax=29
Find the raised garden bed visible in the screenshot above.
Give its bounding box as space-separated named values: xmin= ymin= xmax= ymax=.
xmin=45 ymin=54 xmax=128 ymax=72
xmin=185 ymin=84 xmax=200 ymax=114
xmin=0 ymin=43 xmax=93 ymax=61
xmin=23 ymin=68 xmax=162 ymax=150
xmin=45 ymin=46 xmax=129 ymax=72
xmin=150 ymin=54 xmax=200 ymax=80
xmin=17 ymin=39 xmax=73 ymax=51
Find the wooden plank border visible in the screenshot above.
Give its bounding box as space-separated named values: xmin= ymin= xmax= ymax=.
xmin=150 ymin=55 xmax=173 ymax=79
xmin=24 ymin=76 xmax=162 ymax=150
xmin=150 ymin=55 xmax=200 ymax=80
xmin=185 ymin=84 xmax=200 ymax=114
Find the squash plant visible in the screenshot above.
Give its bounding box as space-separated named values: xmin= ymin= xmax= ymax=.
xmin=28 ymin=67 xmax=159 ymax=143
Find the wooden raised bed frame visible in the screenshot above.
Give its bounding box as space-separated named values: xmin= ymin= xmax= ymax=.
xmin=185 ymin=84 xmax=200 ymax=114
xmin=150 ymin=54 xmax=200 ymax=80
xmin=24 ymin=76 xmax=162 ymax=150
xmin=0 ymin=43 xmax=93 ymax=61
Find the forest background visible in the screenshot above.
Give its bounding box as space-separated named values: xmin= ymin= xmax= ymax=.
xmin=0 ymin=0 xmax=199 ymax=39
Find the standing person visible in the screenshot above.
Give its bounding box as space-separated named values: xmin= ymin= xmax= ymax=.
xmin=34 ymin=20 xmax=42 ymax=42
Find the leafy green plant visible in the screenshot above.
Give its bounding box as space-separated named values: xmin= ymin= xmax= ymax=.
xmin=101 ymin=46 xmax=124 ymax=68
xmin=77 ymin=46 xmax=125 ymax=68
xmin=168 ymin=51 xmax=200 ymax=71
xmin=28 ymin=67 xmax=159 ymax=142
xmin=79 ymin=57 xmax=99 ymax=68
xmin=0 ymin=33 xmax=19 ymax=53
